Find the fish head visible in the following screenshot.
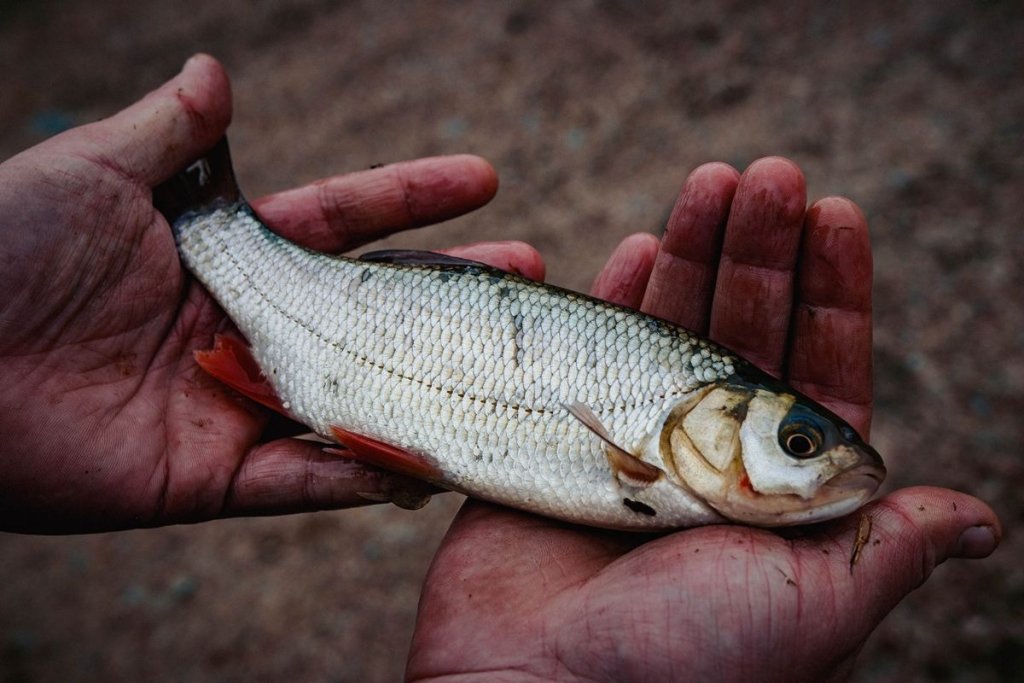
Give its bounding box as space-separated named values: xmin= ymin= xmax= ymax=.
xmin=665 ymin=379 xmax=885 ymax=526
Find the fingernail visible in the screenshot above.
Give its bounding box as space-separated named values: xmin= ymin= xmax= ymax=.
xmin=181 ymin=54 xmax=203 ymax=74
xmin=954 ymin=526 xmax=997 ymax=559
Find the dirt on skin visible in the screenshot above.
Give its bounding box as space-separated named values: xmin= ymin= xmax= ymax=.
xmin=1 ymin=1 xmax=1022 ymax=681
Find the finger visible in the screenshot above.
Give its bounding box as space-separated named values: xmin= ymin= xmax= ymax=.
xmin=76 ymin=54 xmax=232 ymax=187
xmin=589 ymin=233 xmax=660 ymax=307
xmin=709 ymin=158 xmax=807 ymax=376
xmin=799 ymin=486 xmax=1000 ymax=655
xmin=441 ymin=241 xmax=546 ymax=281
xmin=251 ymin=155 xmax=499 ymax=253
xmin=219 ymin=438 xmax=438 ymax=517
xmin=641 ymin=162 xmax=739 ymax=330
xmin=787 ymin=197 xmax=873 ymax=436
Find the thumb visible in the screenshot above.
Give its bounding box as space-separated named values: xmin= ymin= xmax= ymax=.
xmin=74 ymin=54 xmax=232 ymax=187
xmin=802 ymin=486 xmax=1000 ymax=653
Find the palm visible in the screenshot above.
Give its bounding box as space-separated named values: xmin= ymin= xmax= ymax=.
xmin=408 ymin=161 xmax=994 ymax=682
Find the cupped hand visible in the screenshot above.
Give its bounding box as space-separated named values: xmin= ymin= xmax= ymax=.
xmin=0 ymin=55 xmax=542 ymax=533
xmin=408 ymin=161 xmax=1001 ymax=681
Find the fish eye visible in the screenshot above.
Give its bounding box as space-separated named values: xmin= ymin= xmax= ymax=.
xmin=779 ymin=422 xmax=824 ymax=459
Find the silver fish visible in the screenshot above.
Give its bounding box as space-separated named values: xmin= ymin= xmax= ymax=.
xmin=157 ymin=139 xmax=885 ymax=530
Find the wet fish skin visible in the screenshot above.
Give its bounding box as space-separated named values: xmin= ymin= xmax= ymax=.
xmin=160 ymin=139 xmax=885 ymax=530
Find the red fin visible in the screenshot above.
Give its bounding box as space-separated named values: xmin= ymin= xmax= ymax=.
xmin=329 ymin=425 xmax=441 ymax=481
xmin=194 ymin=334 xmax=288 ymax=415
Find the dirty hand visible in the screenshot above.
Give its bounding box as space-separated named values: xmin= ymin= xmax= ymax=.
xmin=408 ymin=161 xmax=1001 ymax=682
xmin=0 ymin=55 xmax=541 ymax=533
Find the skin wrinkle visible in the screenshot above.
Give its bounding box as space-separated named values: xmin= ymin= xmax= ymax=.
xmin=414 ymin=670 xmax=555 ymax=683
xmin=804 ymin=252 xmax=849 ymax=304
xmin=791 ymin=532 xmax=870 ymax=678
xmin=656 ymin=246 xmax=716 ymax=271
xmin=711 ymin=537 xmax=747 ymax=674
xmin=85 ymin=147 xmax=144 ymax=190
xmin=660 ymin=173 xmax=735 ymax=259
xmin=547 ymin=601 xmax=590 ymax=683
xmin=299 ymin=446 xmax=327 ymax=511
xmin=739 ymin=536 xmax=764 ymax=680
xmin=157 ymin=283 xmax=247 ymax=523
xmin=874 ymin=499 xmax=938 ymax=591
xmin=816 ymin=551 xmax=843 ymax=670
xmin=543 ymin=576 xmax=590 ymax=679
xmin=787 ymin=307 xmax=872 ymax=410
xmin=392 ymin=161 xmax=421 ymax=228
xmin=571 ymin=584 xmax=636 ymax=683
xmin=215 ymin=440 xmax=254 ymax=517
xmin=22 ymin=177 xmax=160 ymax=356
xmin=789 ymin=547 xmax=808 ymax=656
xmin=172 ymin=79 xmax=221 ymax=153
xmin=758 ymin=534 xmax=784 ymax=672
xmin=314 ymin=175 xmax=357 ymax=250
xmin=643 ymin=163 xmax=736 ymax=333
xmin=720 ymin=254 xmax=800 ymax=280
xmin=725 ymin=199 xmax=804 ymax=268
xmin=784 ymin=553 xmax=843 ymax=680
xmin=643 ymin=250 xmax=716 ymax=331
xmin=791 ymin=378 xmax=872 ymax=409
xmin=591 ymin=234 xmax=657 ymax=307
xmin=713 ymin=260 xmax=793 ymax=372
xmin=22 ymin=342 xmax=148 ymax=422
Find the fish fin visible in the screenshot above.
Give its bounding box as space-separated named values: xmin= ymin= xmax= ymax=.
xmin=359 ymin=249 xmax=493 ymax=270
xmin=564 ymin=401 xmax=663 ymax=486
xmin=355 ymin=489 xmax=433 ymax=511
xmin=194 ymin=334 xmax=288 ymax=415
xmin=323 ymin=447 xmax=436 ymax=510
xmin=328 ymin=425 xmax=441 ymax=481
xmin=291 ymin=432 xmax=333 ymax=444
xmin=154 ymin=137 xmax=242 ymax=225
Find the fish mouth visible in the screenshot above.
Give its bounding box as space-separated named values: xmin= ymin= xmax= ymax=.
xmin=796 ymin=448 xmax=887 ymax=523
xmin=763 ymin=463 xmax=885 ymax=527
xmin=823 ymin=445 xmax=886 ymax=498
xmin=715 ymin=445 xmax=887 ymax=527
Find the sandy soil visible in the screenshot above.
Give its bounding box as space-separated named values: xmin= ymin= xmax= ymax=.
xmin=1 ymin=1 xmax=1022 ymax=681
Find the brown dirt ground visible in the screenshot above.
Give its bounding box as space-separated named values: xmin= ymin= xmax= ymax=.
xmin=1 ymin=1 xmax=1022 ymax=681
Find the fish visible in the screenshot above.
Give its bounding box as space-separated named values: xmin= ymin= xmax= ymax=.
xmin=155 ymin=138 xmax=885 ymax=530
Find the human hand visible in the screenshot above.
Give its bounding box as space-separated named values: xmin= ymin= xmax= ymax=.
xmin=0 ymin=55 xmax=542 ymax=533
xmin=408 ymin=160 xmax=1001 ymax=681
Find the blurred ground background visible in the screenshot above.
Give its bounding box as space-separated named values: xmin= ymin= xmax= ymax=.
xmin=1 ymin=1 xmax=1022 ymax=681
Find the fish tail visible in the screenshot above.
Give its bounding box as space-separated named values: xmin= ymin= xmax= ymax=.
xmin=154 ymin=137 xmax=241 ymax=226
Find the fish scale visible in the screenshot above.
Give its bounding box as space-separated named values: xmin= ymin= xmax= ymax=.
xmin=174 ymin=203 xmax=736 ymax=528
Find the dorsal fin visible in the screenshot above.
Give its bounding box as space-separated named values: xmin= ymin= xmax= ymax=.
xmin=564 ymin=402 xmax=664 ymax=486
xmin=359 ymin=249 xmax=491 ymax=269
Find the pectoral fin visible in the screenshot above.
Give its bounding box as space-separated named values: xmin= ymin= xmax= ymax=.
xmin=194 ymin=334 xmax=289 ymax=416
xmin=564 ymin=402 xmax=663 ymax=487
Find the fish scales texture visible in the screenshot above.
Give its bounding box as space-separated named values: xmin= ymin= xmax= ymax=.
xmin=175 ymin=205 xmax=739 ymax=528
